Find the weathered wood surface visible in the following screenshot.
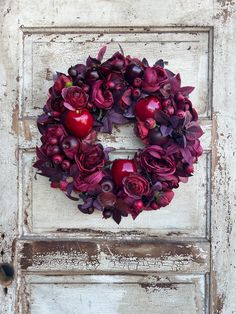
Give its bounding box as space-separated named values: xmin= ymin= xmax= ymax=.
xmin=19 ymin=275 xmax=206 ymax=314
xmin=0 ymin=0 xmax=236 ymax=313
xmin=17 ymin=240 xmax=209 ymax=273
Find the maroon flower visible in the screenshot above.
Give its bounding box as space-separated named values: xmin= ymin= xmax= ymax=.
xmin=156 ymin=190 xmax=174 ymax=207
xmin=42 ymin=125 xmax=67 ymax=144
xmin=53 ymin=74 xmax=72 ymax=94
xmin=134 ymin=121 xmax=149 ymax=140
xmin=142 ymin=66 xmax=168 ymax=92
xmin=137 ymin=145 xmax=176 ymax=180
xmin=76 ymin=143 xmax=105 ymax=176
xmin=91 ymin=80 xmax=114 ymax=110
xmin=74 ymin=171 xmax=104 ymax=192
xmin=123 ymin=173 xmax=150 ymax=199
xmin=101 ymin=52 xmax=127 ymax=74
xmin=62 ymin=86 xmax=88 ymax=111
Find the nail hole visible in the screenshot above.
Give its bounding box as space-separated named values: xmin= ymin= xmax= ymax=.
xmin=0 ymin=263 xmax=14 ymax=286
xmin=0 ymin=250 xmax=4 ymax=256
xmin=1 ymin=234 xmax=5 ymax=240
xmin=3 ymin=287 xmax=8 ymax=295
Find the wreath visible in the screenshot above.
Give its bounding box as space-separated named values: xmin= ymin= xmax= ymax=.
xmin=34 ymin=46 xmax=203 ymax=224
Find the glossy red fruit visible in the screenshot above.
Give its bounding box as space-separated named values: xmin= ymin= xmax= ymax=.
xmin=65 ymin=109 xmax=93 ymax=138
xmin=111 ymin=159 xmax=137 ymax=187
xmin=133 ymin=200 xmax=144 ymax=210
xmin=135 ymin=96 xmax=162 ymax=121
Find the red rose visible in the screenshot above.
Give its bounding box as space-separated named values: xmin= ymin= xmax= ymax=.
xmin=62 ymin=86 xmax=88 ymax=111
xmin=76 ymin=144 xmax=105 ymax=176
xmin=123 ymin=173 xmax=150 ymax=199
xmin=92 ymin=80 xmax=114 ymax=110
xmin=136 ymin=145 xmax=176 ymax=180
xmin=142 ymin=66 xmax=168 ymax=93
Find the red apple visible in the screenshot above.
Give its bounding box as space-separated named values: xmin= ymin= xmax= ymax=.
xmin=65 ymin=109 xmax=93 ymax=138
xmin=135 ymin=96 xmax=162 ymax=121
xmin=111 ymin=159 xmax=137 ymax=187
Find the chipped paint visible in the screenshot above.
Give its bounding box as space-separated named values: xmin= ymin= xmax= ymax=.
xmin=11 ymin=103 xmax=19 ymax=135
xmin=215 ymin=0 xmax=235 ymax=22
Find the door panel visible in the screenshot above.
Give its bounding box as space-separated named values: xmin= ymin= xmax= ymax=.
xmin=20 ymin=275 xmax=206 ymax=314
xmin=1 ymin=1 xmax=236 ymax=313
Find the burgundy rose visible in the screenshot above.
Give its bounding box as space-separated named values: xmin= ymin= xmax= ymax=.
xmin=136 ymin=145 xmax=176 ymax=180
xmin=76 ymin=143 xmax=105 ymax=176
xmin=53 ymin=74 xmax=72 ymax=94
xmin=91 ymin=80 xmax=114 ymax=110
xmin=62 ymin=86 xmax=88 ymax=111
xmin=142 ymin=66 xmax=168 ymax=92
xmin=123 ymin=173 xmax=150 ymax=199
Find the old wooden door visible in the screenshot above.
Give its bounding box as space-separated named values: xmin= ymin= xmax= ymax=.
xmin=1 ymin=0 xmax=236 ymax=313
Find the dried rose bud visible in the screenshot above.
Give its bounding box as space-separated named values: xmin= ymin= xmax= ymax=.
xmin=176 ymin=110 xmax=186 ymax=119
xmin=145 ymin=118 xmax=156 ymax=129
xmin=52 ymin=154 xmax=63 ymax=165
xmin=132 ymin=88 xmax=141 ymax=98
xmin=133 ymin=77 xmax=142 ymax=87
xmin=61 ymin=160 xmax=71 ymax=170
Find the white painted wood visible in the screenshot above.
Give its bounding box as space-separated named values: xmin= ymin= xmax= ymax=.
xmin=20 ymin=150 xmax=210 ymax=238
xmin=0 ymin=0 xmax=235 ymax=313
xmin=21 ymin=30 xmax=210 ymax=118
xmin=21 ymin=275 xmax=206 ymax=314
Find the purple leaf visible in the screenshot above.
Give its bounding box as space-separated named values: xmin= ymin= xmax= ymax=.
xmin=65 ymin=183 xmax=79 ymax=201
xmin=180 ymin=148 xmax=193 ymax=164
xmin=78 ymin=197 xmax=94 ymax=214
xmin=154 ymin=110 xmax=169 ymax=125
xmin=113 ymin=209 xmax=122 ymax=224
xmin=171 ymin=73 xmax=181 ymax=93
xmin=186 ymin=123 xmax=204 ymax=140
xmin=180 ymin=86 xmax=195 ymax=96
xmin=37 ymin=113 xmax=50 ymax=124
xmin=154 ymin=59 xmax=164 ymax=68
xmin=97 ymin=46 xmax=107 ymax=61
xmin=36 ymin=146 xmax=48 ymax=161
xmin=160 ymin=125 xmax=172 ymax=136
